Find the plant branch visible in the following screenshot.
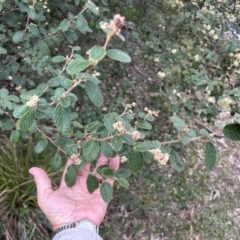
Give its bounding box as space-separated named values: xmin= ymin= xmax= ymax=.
xmin=37 ymin=128 xmax=67 ymax=155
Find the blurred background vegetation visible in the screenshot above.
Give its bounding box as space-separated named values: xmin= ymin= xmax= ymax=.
xmin=1 ymin=0 xmax=240 ymax=239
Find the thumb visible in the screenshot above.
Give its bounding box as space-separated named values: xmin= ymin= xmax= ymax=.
xmin=29 ymin=167 xmax=53 ymax=204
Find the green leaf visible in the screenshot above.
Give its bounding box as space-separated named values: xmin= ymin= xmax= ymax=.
xmin=27 ymin=7 xmax=36 ymax=19
xmin=85 ymin=1 xmax=99 ymax=15
xmin=100 ymin=182 xmax=113 ymax=203
xmin=72 ymin=121 xmax=83 ymax=129
xmin=103 ymin=114 xmax=114 ymax=132
xmin=106 ymin=49 xmax=131 ymax=63
xmin=200 ymin=128 xmax=209 ymax=136
xmin=0 ymin=88 xmax=9 ymax=98
xmin=52 ymin=55 xmax=66 ymax=63
xmin=29 ymin=24 xmax=40 ymax=36
xmin=115 ymin=168 xmax=131 ymax=179
xmin=146 ymin=114 xmax=155 ymax=122
xmin=87 ymin=174 xmax=99 ymax=193
xmin=38 ymin=41 xmax=50 ymax=56
xmin=12 ymin=31 xmax=24 ymax=44
xmin=59 ymin=19 xmax=70 ymax=32
xmin=169 ymin=149 xmax=184 ymax=172
xmin=111 ymin=136 xmax=123 ymax=151
xmin=10 ymin=130 xmax=20 ymax=143
xmin=97 ymin=165 xmax=108 ymax=175
xmin=76 ymin=14 xmax=92 ymax=34
xmin=134 ymin=142 xmax=147 ymax=152
xmin=204 ymin=142 xmax=217 ymax=170
xmin=60 ymin=96 xmax=71 ymax=107
xmin=0 ymin=46 xmax=7 ymax=54
xmin=90 ymin=45 xmax=106 ymax=61
xmin=186 ymin=129 xmax=196 ymax=138
xmin=67 ymin=59 xmax=90 ymax=75
xmin=102 ymin=167 xmax=115 ymax=178
xmin=234 ymin=114 xmax=240 ymax=124
xmin=117 ymin=178 xmax=129 ymax=188
xmin=5 ymin=95 xmax=20 ymax=102
xmin=228 ymin=41 xmax=237 ymax=53
xmin=82 ymin=140 xmax=100 ymax=162
xmin=53 ymin=103 xmax=71 ymax=132
xmin=128 ymin=150 xmax=143 ymax=172
xmin=180 ymin=134 xmax=191 ymax=143
xmin=101 ymin=141 xmax=116 ymax=158
xmin=48 ymin=77 xmax=61 ymax=87
xmin=37 ymin=99 xmax=49 ymax=111
xmin=121 ymin=133 xmax=135 ymax=145
xmin=85 ymin=121 xmax=102 ymax=132
xmin=50 ymin=152 xmax=62 ymax=172
xmin=34 ymin=138 xmax=48 ymax=154
xmin=171 ymin=116 xmax=185 ymax=132
xmin=85 ymin=80 xmax=103 ymax=107
xmin=137 ymin=121 xmax=152 ymax=130
xmin=18 ymin=108 xmax=35 ymax=131
xmin=65 ymin=164 xmax=78 ymax=187
xmin=222 ymin=124 xmax=240 ymax=141
xmin=29 ymin=120 xmax=38 ymax=133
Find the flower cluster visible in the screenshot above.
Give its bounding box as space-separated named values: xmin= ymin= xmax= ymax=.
xmin=113 ymin=121 xmax=125 ymax=133
xmin=131 ymin=130 xmax=141 ymax=140
xmin=26 ymin=94 xmax=39 ymax=108
xmin=229 ymin=52 xmax=240 ymax=68
xmin=144 ymin=108 xmax=159 ymax=117
xmin=120 ymin=156 xmax=128 ymax=163
xmin=148 ymin=148 xmax=170 ymax=165
xmin=70 ymin=153 xmax=81 ymax=165
xmin=101 ymin=14 xmax=125 ymax=35
xmin=157 ymin=71 xmax=166 ymax=78
xmin=217 ymin=97 xmax=232 ymax=108
xmin=202 ymin=24 xmax=219 ymax=40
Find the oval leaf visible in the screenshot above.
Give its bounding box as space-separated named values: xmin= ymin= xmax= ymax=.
xmin=52 ymin=55 xmax=66 ymax=63
xmin=0 ymin=47 xmax=7 ymax=55
xmin=85 ymin=80 xmax=103 ymax=107
xmin=90 ymin=45 xmax=106 ymax=61
xmin=111 ymin=136 xmax=123 ymax=151
xmin=60 ymin=96 xmax=71 ymax=108
xmin=10 ymin=130 xmax=20 ymax=143
xmin=18 ymin=108 xmax=35 ymax=132
xmin=65 ymin=164 xmax=78 ymax=187
xmin=38 ymin=41 xmax=50 ymax=55
xmin=169 ymin=149 xmax=184 ymax=172
xmin=101 ymin=141 xmax=116 ymax=158
xmin=115 ymin=168 xmax=131 ymax=179
xmin=171 ymin=116 xmax=185 ymax=132
xmin=53 ymin=103 xmax=71 ymax=132
xmin=204 ymin=142 xmax=217 ymax=170
xmin=50 ymin=152 xmax=62 ymax=172
xmin=117 ymin=178 xmax=129 ymax=188
xmin=87 ymin=174 xmax=99 ymax=193
xmin=107 ymin=49 xmax=131 ymax=63
xmin=34 ymin=138 xmax=48 ymax=154
xmin=101 ymin=167 xmax=115 ymax=178
xmin=128 ymin=150 xmax=143 ymax=172
xmin=12 ymin=31 xmax=24 ymax=44
xmin=67 ymin=59 xmax=90 ymax=75
xmin=100 ymin=182 xmax=113 ymax=203
xmin=13 ymin=105 xmax=30 ymax=118
xmin=222 ymin=124 xmax=240 ymax=141
xmin=82 ymin=140 xmax=100 ymax=162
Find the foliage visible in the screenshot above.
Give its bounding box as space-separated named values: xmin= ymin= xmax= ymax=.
xmin=0 ymin=136 xmax=54 ymax=240
xmin=0 ymin=0 xmax=240 ymax=207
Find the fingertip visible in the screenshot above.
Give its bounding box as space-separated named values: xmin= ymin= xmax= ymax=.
xmin=109 ymin=155 xmax=120 ymax=170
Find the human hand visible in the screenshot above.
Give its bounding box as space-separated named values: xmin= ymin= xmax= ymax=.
xmin=29 ymin=154 xmax=120 ymax=230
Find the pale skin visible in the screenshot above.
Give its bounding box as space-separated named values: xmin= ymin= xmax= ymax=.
xmin=29 ymin=154 xmax=120 ymax=231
